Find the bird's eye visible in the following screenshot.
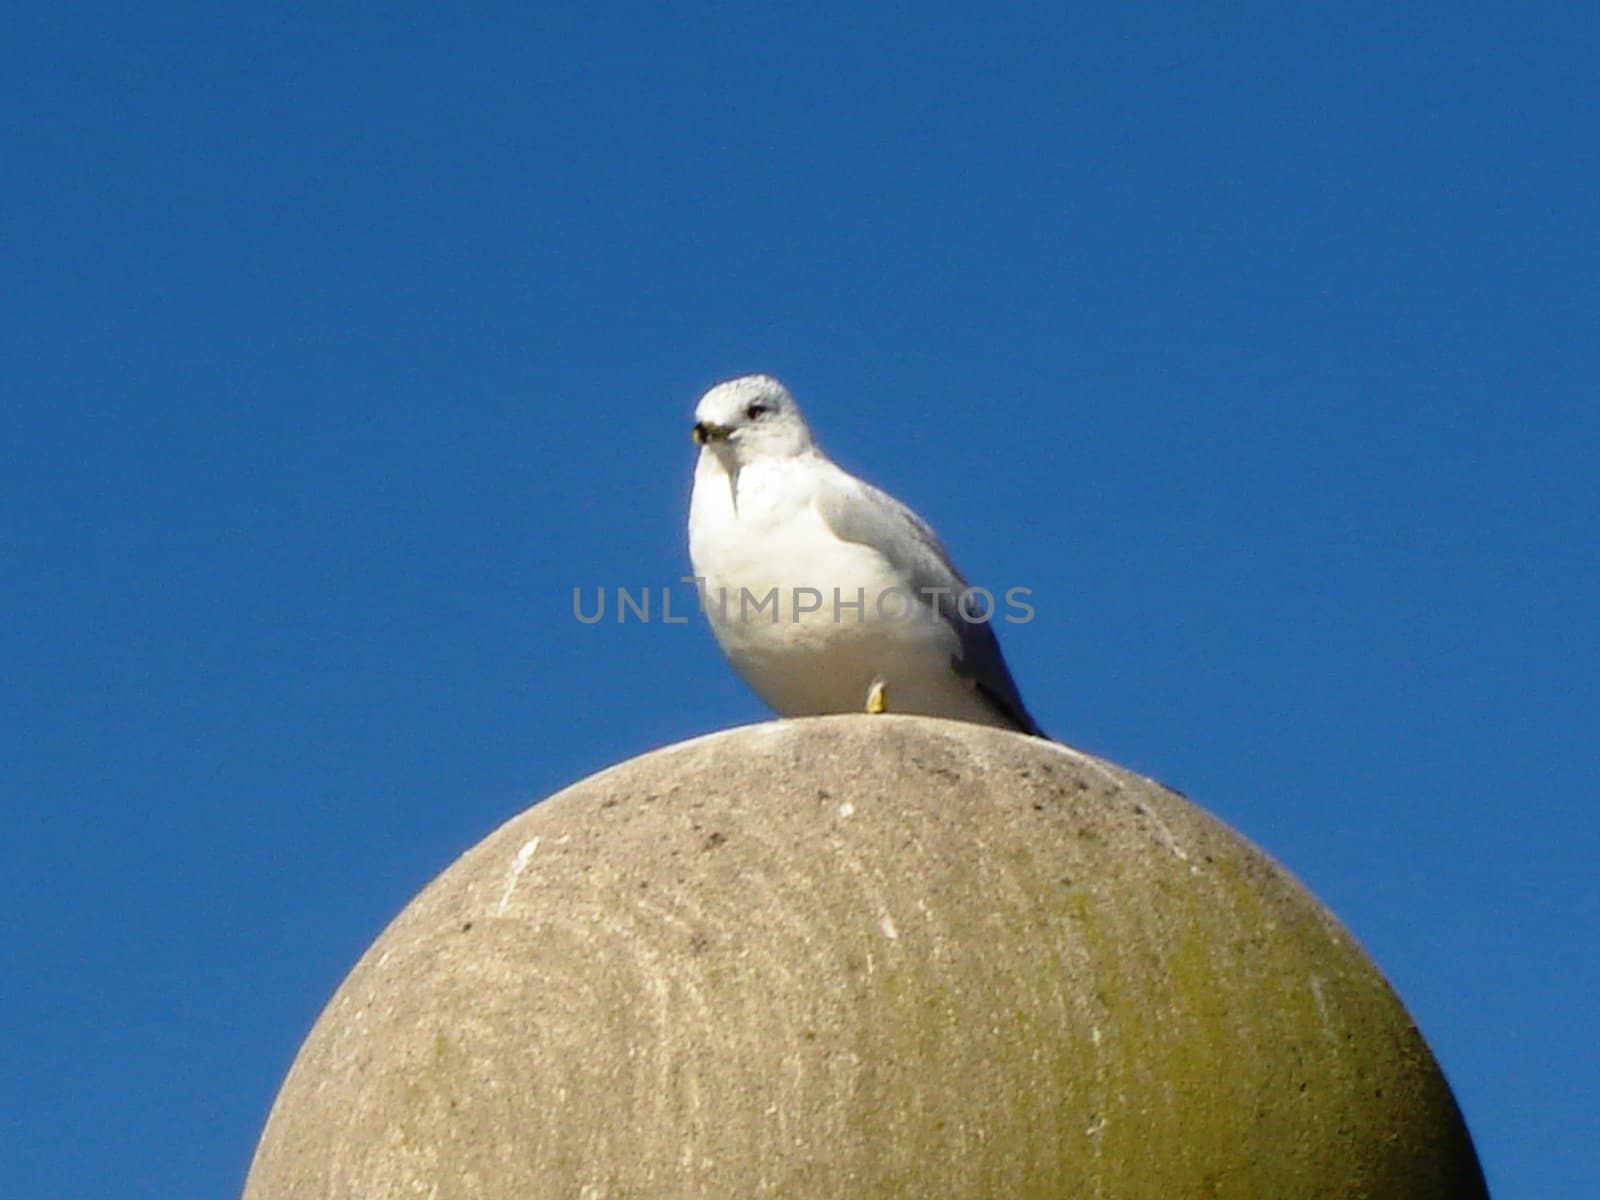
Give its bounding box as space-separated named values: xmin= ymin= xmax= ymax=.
xmin=745 ymin=402 xmax=770 ymax=420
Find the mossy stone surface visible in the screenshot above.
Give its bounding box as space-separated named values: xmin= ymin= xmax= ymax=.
xmin=245 ymin=715 xmax=1487 ymax=1198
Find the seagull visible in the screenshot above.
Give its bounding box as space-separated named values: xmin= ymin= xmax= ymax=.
xmin=687 ymin=374 xmax=1045 ymax=737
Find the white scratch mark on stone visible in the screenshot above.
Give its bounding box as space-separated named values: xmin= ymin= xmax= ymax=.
xmin=1308 ymin=974 xmax=1336 ymax=1043
xmin=496 ymin=836 xmax=542 ymax=914
xmin=838 ymin=800 xmax=855 ymax=818
xmin=879 ymin=914 xmax=898 ymax=940
xmin=1134 ymin=802 xmax=1189 ymax=861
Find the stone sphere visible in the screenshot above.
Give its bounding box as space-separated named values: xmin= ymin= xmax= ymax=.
xmin=245 ymin=716 xmax=1487 ymax=1198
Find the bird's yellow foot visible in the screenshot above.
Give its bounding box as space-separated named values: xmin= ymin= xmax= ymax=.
xmin=865 ymin=678 xmax=889 ymax=715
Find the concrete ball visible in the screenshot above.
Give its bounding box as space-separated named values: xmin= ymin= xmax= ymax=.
xmin=245 ymin=715 xmax=1487 ymax=1199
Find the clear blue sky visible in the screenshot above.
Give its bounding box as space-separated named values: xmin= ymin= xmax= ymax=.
xmin=3 ymin=5 xmax=1595 ymax=1196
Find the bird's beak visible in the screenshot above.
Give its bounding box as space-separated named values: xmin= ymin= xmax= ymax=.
xmin=692 ymin=421 xmax=732 ymax=445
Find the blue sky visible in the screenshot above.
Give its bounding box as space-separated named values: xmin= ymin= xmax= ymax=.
xmin=3 ymin=5 xmax=1595 ymax=1196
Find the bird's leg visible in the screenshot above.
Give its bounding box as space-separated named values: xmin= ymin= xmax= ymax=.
xmin=865 ymin=677 xmax=890 ymax=715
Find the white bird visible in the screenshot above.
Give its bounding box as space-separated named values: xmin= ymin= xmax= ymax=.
xmin=687 ymin=374 xmax=1044 ymax=737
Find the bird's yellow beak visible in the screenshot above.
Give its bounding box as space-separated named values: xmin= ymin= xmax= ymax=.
xmin=692 ymin=421 xmax=731 ymax=445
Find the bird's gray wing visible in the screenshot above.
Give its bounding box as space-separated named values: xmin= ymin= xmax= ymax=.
xmin=815 ymin=471 xmax=1045 ymax=737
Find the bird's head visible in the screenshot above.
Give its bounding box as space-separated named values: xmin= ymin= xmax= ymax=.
xmin=692 ymin=375 xmax=815 ymax=463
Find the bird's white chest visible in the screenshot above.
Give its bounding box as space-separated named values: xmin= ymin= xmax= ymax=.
xmin=687 ymin=451 xmax=963 ymax=716
xmin=689 ymin=455 xmax=891 ymax=615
